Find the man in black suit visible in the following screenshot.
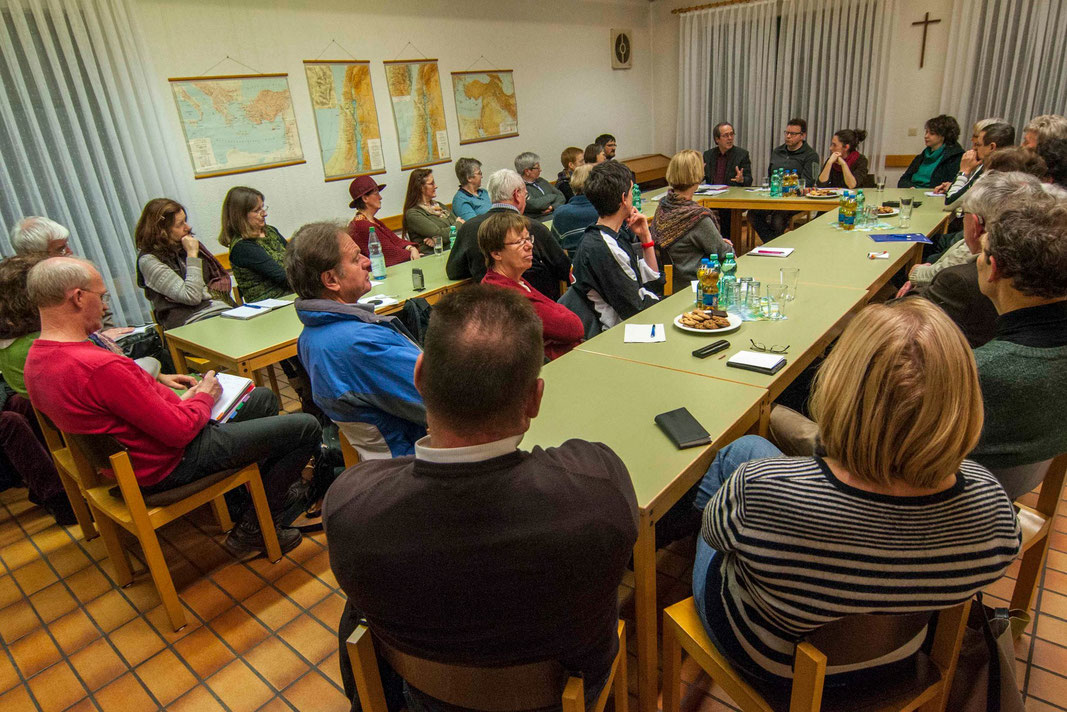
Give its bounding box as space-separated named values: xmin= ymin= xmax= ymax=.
xmin=702 ymin=122 xmax=752 ymax=239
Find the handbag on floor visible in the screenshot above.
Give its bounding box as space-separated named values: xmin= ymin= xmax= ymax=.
xmin=946 ymin=593 xmax=1027 ymax=712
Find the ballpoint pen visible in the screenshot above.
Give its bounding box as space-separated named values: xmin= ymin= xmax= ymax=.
xmin=650 ymin=324 xmax=656 ymax=337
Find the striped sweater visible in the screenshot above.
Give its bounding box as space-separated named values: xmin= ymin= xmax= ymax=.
xmin=701 ymin=456 xmax=1021 ymax=680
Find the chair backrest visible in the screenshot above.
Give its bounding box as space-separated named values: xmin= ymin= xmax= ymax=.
xmin=804 ymin=611 xmax=932 ymax=666
xmin=559 ymin=287 xmax=600 ymax=341
xmin=32 ymin=407 xmax=67 ymax=455
xmin=63 ymin=431 xmax=127 ymax=490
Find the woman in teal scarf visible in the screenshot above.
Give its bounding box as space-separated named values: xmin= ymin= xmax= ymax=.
xmin=898 ymin=115 xmax=964 ymax=188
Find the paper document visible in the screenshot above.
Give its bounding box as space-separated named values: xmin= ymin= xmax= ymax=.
xmin=624 ymin=324 xmax=666 ymax=343
xmin=248 ymin=298 xmax=292 ymax=308
xmin=115 ymin=325 xmax=152 ymax=340
xmin=749 ymin=247 xmax=795 ymax=257
xmin=209 ymin=373 xmax=255 ymax=421
xmin=221 ymin=306 xmax=268 ymax=320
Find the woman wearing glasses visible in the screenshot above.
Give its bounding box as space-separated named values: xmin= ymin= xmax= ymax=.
xmin=220 ymin=187 xmax=291 ymax=303
xmin=478 ymin=212 xmax=583 ymax=360
xmin=134 ymin=198 xmax=232 ymax=330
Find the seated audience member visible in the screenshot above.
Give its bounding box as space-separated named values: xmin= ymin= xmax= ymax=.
xmin=346 ymin=176 xmax=419 ymax=266
xmin=1036 ymin=137 xmax=1067 ymax=188
xmin=556 ymin=146 xmax=584 ymax=202
xmin=551 ymin=165 xmax=598 ymax=255
xmin=897 ymin=114 xmax=964 ymax=188
xmin=134 ymin=198 xmax=233 ymax=330
xmin=969 ymin=193 xmax=1067 ymax=498
xmin=9 ymin=216 xmax=73 ymax=257
xmin=515 ymin=152 xmax=565 ymax=218
xmin=572 ymin=160 xmax=662 ymax=332
xmin=1021 ymin=114 xmax=1067 ymax=150
xmin=595 ymin=133 xmax=617 ymax=160
xmin=931 ymin=117 xmax=1004 ymax=199
xmin=219 ymin=186 xmax=290 ymax=303
xmin=447 ymin=169 xmax=571 ymax=299
xmin=0 ymin=381 xmax=72 ymax=524
xmin=584 ymin=142 xmax=606 ymax=165
xmin=286 ymin=222 xmax=426 ymax=459
xmin=691 ymin=298 xmax=1020 ymax=686
xmin=451 ymin=157 xmax=491 ymax=221
xmin=402 ymin=168 xmax=459 ymax=254
xmin=944 ymin=121 xmax=1014 ymax=207
xmin=479 ymin=212 xmax=584 ymax=360
xmin=327 ymin=286 xmax=638 ymax=708
xmin=651 ymin=150 xmax=731 ymax=293
xmin=702 ymin=122 xmax=752 ymax=186
xmin=816 ymin=128 xmax=870 ymax=189
xmin=25 ymin=257 xmax=319 ymax=555
xmin=748 ymin=118 xmax=820 ymax=243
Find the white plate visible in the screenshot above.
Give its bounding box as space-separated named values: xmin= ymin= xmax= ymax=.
xmin=673 ymin=312 xmax=743 ymax=334
xmin=805 ymin=192 xmax=842 ymax=200
xmin=358 ymin=295 xmax=399 ymax=308
xmin=874 ymin=208 xmax=900 ymax=217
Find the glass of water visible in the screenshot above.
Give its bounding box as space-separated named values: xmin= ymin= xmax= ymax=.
xmin=433 ymin=234 xmax=444 ymax=255
xmin=747 ymin=280 xmax=762 ymax=311
xmin=899 ymin=196 xmax=914 ymax=229
xmin=766 ymin=284 xmax=789 ymax=319
xmin=761 ymin=178 xmax=770 ymax=191
xmin=779 ymin=268 xmax=799 ymax=301
xmin=876 ymin=175 xmax=886 ymax=192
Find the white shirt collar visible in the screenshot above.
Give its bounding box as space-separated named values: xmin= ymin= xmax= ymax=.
xmin=414 ymin=434 xmax=524 ymax=464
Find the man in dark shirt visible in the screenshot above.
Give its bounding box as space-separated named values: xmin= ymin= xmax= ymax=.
xmin=748 ymin=118 xmax=821 ymax=243
xmin=326 ymin=286 xmax=638 ymax=710
xmin=702 ymin=122 xmax=753 ymax=239
xmin=595 ymin=133 xmax=617 ymax=160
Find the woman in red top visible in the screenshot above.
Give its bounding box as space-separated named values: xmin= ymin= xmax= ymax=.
xmin=346 ymin=175 xmax=421 ymax=265
xmin=478 ymin=212 xmax=584 ymax=360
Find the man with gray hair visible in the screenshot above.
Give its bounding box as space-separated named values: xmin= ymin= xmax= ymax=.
xmin=24 ymin=257 xmax=320 ymax=557
xmin=1022 ymin=114 xmax=1067 ymax=150
xmin=515 ymin=151 xmax=565 ymax=219
xmin=446 ymin=168 xmax=570 ymax=299
xmin=9 ymin=216 xmax=73 ymax=257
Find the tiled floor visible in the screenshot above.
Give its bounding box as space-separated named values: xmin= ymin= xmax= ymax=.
xmin=2 ymin=376 xmax=1066 ymax=711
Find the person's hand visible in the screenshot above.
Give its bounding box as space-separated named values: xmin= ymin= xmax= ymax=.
xmin=423 ymin=237 xmax=435 ymax=248
xmin=908 ymin=263 xmax=931 ymax=279
xmin=455 ymin=217 xmax=465 ymax=225
xmin=159 ymin=373 xmax=199 ymax=391
xmin=408 ymin=246 xmax=422 ymax=260
xmin=181 ymin=235 xmax=199 ymax=258
xmin=895 ymin=281 xmax=914 ymax=299
xmin=723 ymin=238 xmax=734 ymax=249
xmin=960 ymin=149 xmax=980 ymax=175
xmin=100 ymin=327 xmax=134 ymax=340
xmin=932 ymin=181 xmax=952 ymax=195
xmin=832 ymin=152 xmax=845 ymax=166
xmin=544 ymin=205 xmax=554 ymax=213
xmin=625 ymin=207 xmax=650 ymax=240
xmin=730 ymin=166 xmax=744 ymax=183
xmin=187 ymin=370 xmax=222 ymax=402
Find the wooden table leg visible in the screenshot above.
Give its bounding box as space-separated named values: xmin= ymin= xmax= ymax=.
xmin=168 ymin=342 xmax=189 ymax=375
xmin=634 ymin=511 xmax=659 ymax=712
xmin=758 ymin=397 xmax=771 ymax=438
xmin=731 ymin=209 xmax=744 ymax=250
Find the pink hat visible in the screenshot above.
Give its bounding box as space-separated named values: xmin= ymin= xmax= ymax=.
xmin=348 ymin=175 xmax=386 ymax=208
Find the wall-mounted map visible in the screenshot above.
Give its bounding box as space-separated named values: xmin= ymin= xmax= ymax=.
xmin=451 ymin=70 xmax=518 ymax=145
xmin=303 ymin=60 xmax=385 ymax=182
xmin=382 ymin=60 xmax=450 ymax=170
xmin=169 ymin=73 xmax=305 ymax=179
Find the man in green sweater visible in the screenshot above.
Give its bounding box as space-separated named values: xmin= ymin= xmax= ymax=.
xmin=972 ymin=188 xmax=1067 ymax=498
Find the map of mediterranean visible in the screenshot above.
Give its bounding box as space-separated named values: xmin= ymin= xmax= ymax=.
xmin=304 ymin=61 xmax=385 ymax=181
xmin=170 ymin=75 xmax=304 ymax=178
xmin=383 ymin=61 xmax=450 ymax=169
xmin=451 ymin=71 xmax=518 ymax=144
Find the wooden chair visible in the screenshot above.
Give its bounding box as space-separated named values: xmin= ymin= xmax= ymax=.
xmin=62 ymin=431 xmax=281 ymax=631
xmin=347 ymin=620 xmax=627 ymax=712
xmin=1010 ymin=454 xmax=1067 ymax=634
xmin=32 ymin=408 xmax=97 ymax=541
xmin=663 ymin=264 xmax=674 ymax=296
xmin=338 ymin=428 xmax=362 ymax=468
xmin=662 ymin=597 xmax=971 ymax=712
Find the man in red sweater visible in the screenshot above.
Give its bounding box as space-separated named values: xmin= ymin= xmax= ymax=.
xmin=24 ymin=257 xmax=320 ymax=556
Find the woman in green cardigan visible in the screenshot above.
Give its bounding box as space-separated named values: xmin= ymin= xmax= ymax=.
xmin=219 ymin=186 xmax=290 ymax=303
xmin=402 ymin=168 xmax=461 ymax=254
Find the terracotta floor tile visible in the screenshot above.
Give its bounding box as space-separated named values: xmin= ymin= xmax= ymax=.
xmin=1040 ymin=589 xmax=1067 ymax=621
xmin=245 ymin=551 xmax=297 ymax=581
xmin=0 ymin=684 xmax=34 ymax=711
xmin=1037 ymin=612 xmax=1067 ymax=644
xmin=50 ymin=608 xmax=101 ymax=655
xmin=25 ymin=660 xmax=86 ymax=712
xmin=84 ymin=589 xmax=137 ymax=632
xmin=173 ymin=626 xmax=234 ymax=678
xmin=28 ymin=581 xmax=77 ymax=623
xmin=983 ymin=574 xmax=1016 ymax=601
xmin=30 ymin=526 xmax=71 ymax=553
xmin=303 ymin=550 xmax=337 ymax=588
xmin=205 ymin=659 xmax=274 ymax=712
xmin=65 ymin=565 xmax=113 ymax=604
xmin=278 ymin=614 xmax=337 ymax=665
xmin=135 ymin=649 xmax=197 ymax=706
xmin=244 ymin=636 xmax=309 ymax=692
xmin=180 ymin=578 xmax=234 ymax=622
xmin=144 ymin=601 xmax=201 ymax=643
xmin=93 ymin=673 xmax=158 ymax=712
xmin=1026 ymin=699 xmax=1067 ymax=712
xmin=0 ymin=538 xmax=41 ymax=570
xmin=0 ymin=655 xmax=18 ymax=695
xmin=0 ymin=600 xmax=40 ymax=644
xmin=1052 ymin=529 xmax=1067 ymax=554
xmin=256 ymin=697 xmax=294 ymax=712
xmin=62 ymin=698 xmax=99 ymax=712
xmin=119 ymin=578 xmax=162 ymax=613
xmin=108 ymin=616 xmax=165 ymax=667
xmin=244 ymin=586 xmax=301 ymax=630
xmin=0 ymin=576 xmax=20 ymax=609
xmin=1027 ymin=666 xmax=1067 ymax=707
xmin=168 ymin=684 xmax=227 ymax=712
xmin=1045 ymin=568 xmax=1067 ymax=594
xmin=210 ymin=604 xmax=270 ymax=654
xmin=210 ymin=562 xmax=267 ymax=600
xmin=46 ymin=542 xmax=92 ymax=577
xmin=1031 ymin=638 xmax=1067 ymax=674
xmin=321 ymin=650 xmax=344 ymax=689
xmin=8 ymin=627 xmax=61 ymax=678
xmin=11 ymin=558 xmax=57 ymax=595
xmin=283 ymin=671 xmax=350 ymax=712
xmin=1048 ymin=549 xmax=1067 ymax=574
xmin=309 ymin=593 xmax=346 ymax=629
xmin=274 ymin=568 xmax=331 ymax=610
xmin=69 ymin=638 xmax=126 ymax=692
xmin=284 ymin=537 xmax=321 ymax=565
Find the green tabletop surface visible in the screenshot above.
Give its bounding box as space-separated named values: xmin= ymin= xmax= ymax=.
xmin=524 ymin=350 xmax=764 ymax=510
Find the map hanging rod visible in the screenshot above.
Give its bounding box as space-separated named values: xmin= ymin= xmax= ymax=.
xmin=391 ymin=41 xmax=428 ymax=61
xmin=197 ymin=55 xmax=266 ymax=78
xmin=314 ymin=39 xmax=359 ymax=61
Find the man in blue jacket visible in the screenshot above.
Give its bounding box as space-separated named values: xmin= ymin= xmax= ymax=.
xmin=285 ymin=221 xmax=425 ymax=459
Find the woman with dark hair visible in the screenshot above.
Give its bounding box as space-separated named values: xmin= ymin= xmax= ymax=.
xmin=219 ymin=186 xmax=290 ymax=304
xmin=402 ymin=168 xmax=459 ymax=254
xmin=584 ymin=143 xmax=606 ymax=165
xmin=347 ymin=175 xmax=420 ymax=267
xmin=898 ymin=115 xmax=964 ymax=188
xmin=134 ymin=198 xmax=232 ymax=330
xmin=816 ymin=129 xmax=870 ymax=189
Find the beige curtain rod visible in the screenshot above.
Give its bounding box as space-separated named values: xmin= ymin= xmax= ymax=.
xmin=672 ymin=0 xmax=758 ymax=15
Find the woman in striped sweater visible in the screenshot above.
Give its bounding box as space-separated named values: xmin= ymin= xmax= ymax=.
xmin=691 ymin=298 xmax=1021 ymax=685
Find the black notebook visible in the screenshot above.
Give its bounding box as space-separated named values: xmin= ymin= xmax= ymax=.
xmin=654 ymin=407 xmax=712 ymax=449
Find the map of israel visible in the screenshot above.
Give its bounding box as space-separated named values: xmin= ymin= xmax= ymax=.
xmin=304 ymin=61 xmax=385 ymax=181
xmin=451 ymin=71 xmax=518 ymax=144
xmin=383 ymin=61 xmax=450 ymax=169
xmin=170 ymin=74 xmax=304 ymax=178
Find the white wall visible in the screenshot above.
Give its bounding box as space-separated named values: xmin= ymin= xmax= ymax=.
xmin=134 ymin=0 xmax=655 ymax=251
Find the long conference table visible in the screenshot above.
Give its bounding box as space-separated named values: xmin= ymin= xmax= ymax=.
xmin=165 ymin=188 xmax=951 ymax=712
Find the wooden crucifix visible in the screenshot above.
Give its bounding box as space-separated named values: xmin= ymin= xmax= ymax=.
xmin=912 ymin=12 xmax=942 ymax=69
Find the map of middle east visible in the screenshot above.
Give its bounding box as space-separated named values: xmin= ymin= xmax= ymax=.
xmin=170 ymin=74 xmax=304 ymax=178
xmin=304 ymin=61 xmax=385 ymax=181
xmin=383 ymin=60 xmax=450 ymax=169
xmin=451 ymin=71 xmax=518 ymax=144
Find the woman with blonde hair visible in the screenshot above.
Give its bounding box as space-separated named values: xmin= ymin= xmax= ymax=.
xmin=688 ymin=298 xmax=1020 ymax=686
xmin=219 ymin=186 xmax=290 ymax=303
xmin=649 ymin=149 xmax=731 ymax=292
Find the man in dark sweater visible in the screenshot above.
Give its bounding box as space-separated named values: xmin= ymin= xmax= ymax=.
xmin=703 ymin=122 xmax=753 ymax=239
xmin=326 ymin=286 xmax=638 ymax=710
xmin=446 ymin=168 xmax=571 ymax=299
xmin=748 ymin=118 xmax=821 ymax=243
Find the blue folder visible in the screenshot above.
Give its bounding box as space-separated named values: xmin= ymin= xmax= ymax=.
xmin=869 ymin=233 xmax=933 ymax=244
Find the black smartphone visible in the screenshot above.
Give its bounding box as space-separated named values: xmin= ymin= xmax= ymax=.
xmin=693 ymin=340 xmax=729 ymax=358
xmin=411 ymin=268 xmax=425 ymax=291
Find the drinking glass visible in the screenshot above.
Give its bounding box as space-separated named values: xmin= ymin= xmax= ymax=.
xmin=864 ymin=205 xmax=878 ymax=229
xmin=433 ymin=234 xmax=444 ymax=255
xmin=761 ymin=178 xmax=770 ymax=191
xmin=798 ymin=178 xmax=807 ymax=194
xmin=899 ymin=196 xmax=914 ymax=229
xmin=779 ymin=268 xmax=799 ymax=301
xmin=759 ymin=296 xmax=772 ymax=319
xmin=876 ymin=175 xmax=886 ymax=192
xmin=721 ymin=280 xmax=737 ymax=310
xmin=766 ymin=284 xmax=789 ymax=319
xmin=747 ymin=280 xmax=762 ymax=311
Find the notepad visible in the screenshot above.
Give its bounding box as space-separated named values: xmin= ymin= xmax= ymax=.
xmin=210 ymin=373 xmax=256 ymax=422
xmin=748 ymin=247 xmax=795 ymax=257
xmin=726 ymin=350 xmax=787 ymax=374
xmin=220 ymin=298 xmax=292 ymax=320
xmin=248 ymin=298 xmax=293 ymax=308
xmin=624 ymin=324 xmax=666 ymax=343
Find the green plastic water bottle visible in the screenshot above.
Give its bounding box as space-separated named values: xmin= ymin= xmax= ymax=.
xmin=447 ymin=225 xmax=457 ymax=250
xmin=632 ymin=183 xmax=642 ymax=211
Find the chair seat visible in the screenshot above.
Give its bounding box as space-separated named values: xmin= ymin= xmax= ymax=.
xmin=106 ymin=468 xmax=241 ymax=507
xmin=1016 ymin=504 xmax=1049 ymax=553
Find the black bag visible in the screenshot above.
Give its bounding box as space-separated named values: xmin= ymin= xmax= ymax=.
xmin=946 ymin=593 xmax=1027 ymax=712
xmin=118 ymin=328 xmax=175 ymax=373
xmin=396 ymin=297 xmax=432 ymax=346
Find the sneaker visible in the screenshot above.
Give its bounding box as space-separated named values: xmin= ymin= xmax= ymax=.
xmin=223 ymin=521 xmax=302 ymax=558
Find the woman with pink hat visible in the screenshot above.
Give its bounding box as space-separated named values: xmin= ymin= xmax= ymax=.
xmin=345 ymin=175 xmax=421 ymax=266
